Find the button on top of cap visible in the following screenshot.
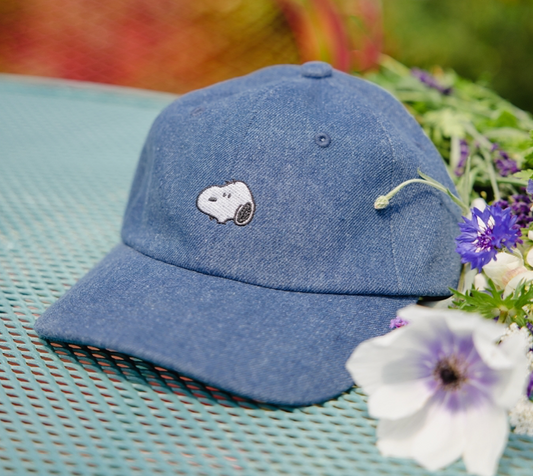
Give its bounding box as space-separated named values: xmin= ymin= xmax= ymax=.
xmin=301 ymin=61 xmax=332 ymax=79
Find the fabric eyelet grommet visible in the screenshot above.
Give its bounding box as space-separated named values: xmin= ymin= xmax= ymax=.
xmin=191 ymin=106 xmax=205 ymax=116
xmin=301 ymin=61 xmax=333 ymax=79
xmin=315 ymin=133 xmax=331 ymax=148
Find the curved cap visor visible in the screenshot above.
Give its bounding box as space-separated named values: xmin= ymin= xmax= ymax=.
xmin=35 ymin=244 xmax=416 ymax=406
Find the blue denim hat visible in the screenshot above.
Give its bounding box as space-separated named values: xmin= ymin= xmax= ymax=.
xmin=34 ymin=61 xmax=462 ymax=406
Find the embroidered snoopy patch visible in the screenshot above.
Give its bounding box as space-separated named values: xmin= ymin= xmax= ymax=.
xmin=196 ymin=180 xmax=255 ymax=226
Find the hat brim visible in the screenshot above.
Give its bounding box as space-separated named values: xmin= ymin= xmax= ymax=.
xmin=35 ymin=244 xmax=416 ymax=406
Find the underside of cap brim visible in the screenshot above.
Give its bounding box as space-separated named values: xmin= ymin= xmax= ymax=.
xmin=34 ymin=244 xmax=416 ymax=406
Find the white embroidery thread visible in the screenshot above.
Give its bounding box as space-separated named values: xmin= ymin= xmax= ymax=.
xmin=196 ymin=181 xmax=255 ymax=226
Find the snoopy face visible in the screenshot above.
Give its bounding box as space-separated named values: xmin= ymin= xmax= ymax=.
xmin=196 ymin=181 xmax=255 ymax=226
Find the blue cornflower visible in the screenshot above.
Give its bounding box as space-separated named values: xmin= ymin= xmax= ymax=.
xmin=455 ymin=204 xmax=522 ymax=271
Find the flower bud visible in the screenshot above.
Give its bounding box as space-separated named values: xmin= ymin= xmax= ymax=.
xmin=471 ymin=197 xmax=487 ymax=211
xmin=374 ymin=196 xmax=390 ymax=210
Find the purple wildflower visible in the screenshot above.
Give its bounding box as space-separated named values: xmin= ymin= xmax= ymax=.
xmin=454 ymin=139 xmax=470 ymax=176
xmin=527 ymin=372 xmax=533 ymax=400
xmin=455 ymin=204 xmax=522 ymax=271
xmin=527 ymin=179 xmax=533 ymax=196
xmin=389 ymin=317 xmax=409 ymax=329
xmin=495 ymin=154 xmax=519 ymax=177
xmin=510 ymin=194 xmax=533 ymax=227
xmin=496 ymin=194 xmax=533 ymax=228
xmin=411 ymin=68 xmax=453 ymax=95
xmin=492 ymin=198 xmax=509 ymax=210
xmin=492 ymin=143 xmax=519 ymax=177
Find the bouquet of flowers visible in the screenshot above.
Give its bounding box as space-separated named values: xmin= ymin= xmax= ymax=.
xmin=345 ymin=57 xmax=533 ymax=476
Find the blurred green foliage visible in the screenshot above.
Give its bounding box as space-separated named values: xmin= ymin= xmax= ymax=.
xmin=365 ymin=56 xmax=533 ymax=206
xmin=382 ymin=0 xmax=533 ymax=113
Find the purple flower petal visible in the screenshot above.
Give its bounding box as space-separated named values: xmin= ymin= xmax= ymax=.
xmin=411 ymin=67 xmax=453 ymax=95
xmin=527 ymin=371 xmax=533 ymax=399
xmin=390 ymin=317 xmax=409 ymax=329
xmin=527 ymin=179 xmax=533 ymax=196
xmin=495 ymin=153 xmax=519 ymax=177
xmin=505 ymin=193 xmax=533 ymax=228
xmin=454 ymin=139 xmax=470 ymax=177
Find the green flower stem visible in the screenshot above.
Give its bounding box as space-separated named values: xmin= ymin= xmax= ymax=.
xmin=482 ymin=149 xmax=501 ymax=202
xmin=496 ymin=177 xmax=529 ymax=186
xmin=464 ymin=124 xmax=501 ymax=202
xmin=498 ymin=308 xmax=509 ymax=324
xmin=374 ymin=178 xmax=470 ymax=215
xmin=450 ymin=135 xmax=460 ymax=171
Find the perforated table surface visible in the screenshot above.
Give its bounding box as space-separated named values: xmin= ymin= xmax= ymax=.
xmin=1 ymin=74 xmax=533 ymax=476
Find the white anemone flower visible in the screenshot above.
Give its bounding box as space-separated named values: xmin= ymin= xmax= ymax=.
xmin=527 ymin=247 xmax=533 ymax=267
xmin=346 ymin=305 xmax=529 ymax=476
xmin=503 ymin=270 xmax=533 ymax=298
xmin=474 ymin=272 xmax=488 ymax=291
xmin=482 ymin=251 xmax=524 ymax=289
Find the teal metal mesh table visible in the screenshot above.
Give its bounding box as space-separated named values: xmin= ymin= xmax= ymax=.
xmin=1 ymin=74 xmax=533 ymax=476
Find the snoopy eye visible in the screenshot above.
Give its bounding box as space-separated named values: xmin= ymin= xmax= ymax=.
xmin=208 ymin=197 xmax=217 ymax=202
xmin=227 ymin=193 xmax=231 ymax=198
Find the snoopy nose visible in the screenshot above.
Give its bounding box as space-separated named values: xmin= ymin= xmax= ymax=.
xmin=208 ymin=197 xmax=217 ymax=202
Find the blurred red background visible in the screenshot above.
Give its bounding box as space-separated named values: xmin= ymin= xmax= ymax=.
xmin=0 ymin=0 xmax=382 ymax=93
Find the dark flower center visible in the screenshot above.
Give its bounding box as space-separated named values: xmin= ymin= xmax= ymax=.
xmin=434 ymin=359 xmax=466 ymax=390
xmin=439 ymin=366 xmax=458 ymax=384
xmin=475 ymin=229 xmax=493 ymax=251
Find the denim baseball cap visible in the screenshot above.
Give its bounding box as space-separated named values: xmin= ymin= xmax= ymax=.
xmin=34 ymin=61 xmax=462 ymax=406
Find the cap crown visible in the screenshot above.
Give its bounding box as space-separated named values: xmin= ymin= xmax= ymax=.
xmin=122 ymin=62 xmax=461 ymax=296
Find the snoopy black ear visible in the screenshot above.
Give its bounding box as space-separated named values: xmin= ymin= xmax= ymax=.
xmin=234 ymin=202 xmax=254 ymax=226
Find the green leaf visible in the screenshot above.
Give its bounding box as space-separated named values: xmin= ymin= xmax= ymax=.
xmin=458 ymin=155 xmax=474 ymax=205
xmin=364 ymin=58 xmax=533 ymax=206
xmin=510 ymin=170 xmax=533 ymax=180
xmin=451 ymin=278 xmax=533 ymax=326
xmin=424 ymin=109 xmax=470 ymax=139
xmin=450 ymin=281 xmax=502 ymax=319
xmin=492 ymin=110 xmax=519 ymax=129
xmin=484 ymin=127 xmax=530 ymax=151
xmin=523 ymin=151 xmax=533 ymax=170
